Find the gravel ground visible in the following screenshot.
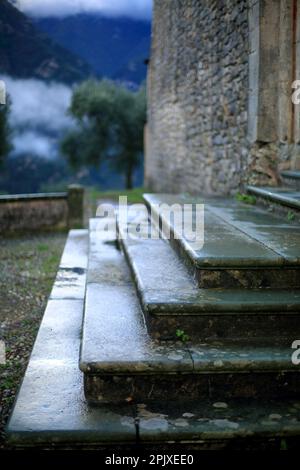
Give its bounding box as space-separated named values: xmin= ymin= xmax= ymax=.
xmin=0 ymin=232 xmax=66 ymax=449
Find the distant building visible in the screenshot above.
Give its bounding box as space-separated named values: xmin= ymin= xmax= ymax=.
xmin=145 ymin=0 xmax=300 ymax=195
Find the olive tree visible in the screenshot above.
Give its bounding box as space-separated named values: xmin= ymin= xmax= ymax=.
xmin=62 ymin=80 xmax=146 ymax=189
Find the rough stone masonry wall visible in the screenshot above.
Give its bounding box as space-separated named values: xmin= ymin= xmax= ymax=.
xmin=145 ymin=0 xmax=290 ymax=195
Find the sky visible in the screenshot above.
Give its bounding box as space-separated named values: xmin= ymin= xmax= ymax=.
xmin=12 ymin=0 xmax=152 ymax=20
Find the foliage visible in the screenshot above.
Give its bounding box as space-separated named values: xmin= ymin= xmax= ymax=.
xmin=61 ymin=80 xmax=147 ymax=189
xmin=235 ymin=192 xmax=256 ymax=205
xmin=287 ymin=210 xmax=295 ymax=222
xmin=0 ymin=97 xmax=12 ymax=166
xmin=176 ymin=329 xmax=190 ymax=343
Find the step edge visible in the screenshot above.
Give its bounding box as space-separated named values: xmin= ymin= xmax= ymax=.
xmin=246 ymin=185 xmax=300 ymax=210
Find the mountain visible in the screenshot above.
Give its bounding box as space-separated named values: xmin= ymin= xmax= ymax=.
xmin=35 ymin=14 xmax=151 ymax=86
xmin=0 ymin=0 xmax=92 ymax=83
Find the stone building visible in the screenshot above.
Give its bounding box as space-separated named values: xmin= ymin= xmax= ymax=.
xmin=145 ymin=0 xmax=300 ymax=195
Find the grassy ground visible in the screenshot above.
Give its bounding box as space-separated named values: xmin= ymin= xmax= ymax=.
xmin=87 ymin=187 xmax=147 ymax=217
xmin=0 ymin=233 xmax=66 ymax=449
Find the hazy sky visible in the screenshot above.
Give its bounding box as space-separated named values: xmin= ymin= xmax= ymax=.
xmin=13 ymin=0 xmax=152 ymax=20
xmin=4 ymin=76 xmax=74 ymax=158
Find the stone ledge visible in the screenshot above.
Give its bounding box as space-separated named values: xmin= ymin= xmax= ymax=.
xmin=0 ymin=192 xmax=67 ymax=203
xmin=80 ymin=229 xmax=300 ymax=405
xmin=143 ymin=193 xmax=300 ymax=289
xmin=136 ymin=400 xmax=300 ymax=445
xmin=246 ymin=186 xmax=300 ymax=211
xmin=118 ymin=210 xmax=300 ymax=340
xmin=281 ymin=171 xmax=300 ymax=181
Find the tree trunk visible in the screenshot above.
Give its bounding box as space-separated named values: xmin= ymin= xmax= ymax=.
xmin=125 ymin=166 xmax=133 ymax=190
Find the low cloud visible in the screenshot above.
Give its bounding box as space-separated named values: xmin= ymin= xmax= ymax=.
xmin=12 ymin=0 xmax=152 ymax=21
xmin=3 ymin=75 xmax=75 ymax=159
xmin=13 ymin=131 xmax=58 ymax=158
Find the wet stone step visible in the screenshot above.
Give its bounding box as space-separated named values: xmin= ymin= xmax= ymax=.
xmin=281 ymin=171 xmax=300 ymax=190
xmin=281 ymin=171 xmax=300 ymax=180
xmin=6 ymin=229 xmax=300 ymax=449
xmin=117 ymin=214 xmax=300 ymax=342
xmin=135 ymin=399 xmax=300 ymax=448
xmin=143 ymin=194 xmax=300 ymax=289
xmin=7 ymin=226 xmax=300 ymax=449
xmin=80 ymin=222 xmax=300 ymax=404
xmin=246 ymin=185 xmax=300 ymax=211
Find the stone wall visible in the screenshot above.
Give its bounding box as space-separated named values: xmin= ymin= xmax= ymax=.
xmin=145 ymin=0 xmax=299 ymax=195
xmin=0 ymin=186 xmax=84 ymax=233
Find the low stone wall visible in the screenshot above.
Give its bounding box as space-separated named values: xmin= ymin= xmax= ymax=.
xmin=0 ymin=185 xmax=84 ymax=233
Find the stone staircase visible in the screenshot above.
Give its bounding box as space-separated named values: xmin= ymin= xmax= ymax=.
xmin=246 ymin=170 xmax=300 ymax=222
xmin=6 ymin=193 xmax=300 ymax=450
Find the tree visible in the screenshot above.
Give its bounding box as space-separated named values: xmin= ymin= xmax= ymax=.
xmin=61 ymin=80 xmax=146 ymax=189
xmin=0 ymin=96 xmax=12 ymax=166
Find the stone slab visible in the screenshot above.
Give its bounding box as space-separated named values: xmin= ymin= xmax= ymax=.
xmin=59 ymin=229 xmax=89 ymax=269
xmin=7 ymin=299 xmax=137 ymax=446
xmin=207 ymin=201 xmax=300 ymax=263
xmin=281 ymin=171 xmax=300 ymax=191
xmin=81 ymin=229 xmax=300 ymax=403
xmin=144 ymin=194 xmax=283 ymax=268
xmin=118 ymin=207 xmax=300 ymax=340
xmin=143 ymin=193 xmax=300 ymax=288
xmin=6 ymin=230 xmax=137 ymax=447
xmin=81 ymin=283 xmax=193 ymax=374
xmin=281 ymin=171 xmax=300 ymax=181
xmin=7 ymin=229 xmax=300 ymax=448
xmin=50 ymin=229 xmax=88 ymax=300
xmin=137 ymin=400 xmax=300 ymax=446
xmin=246 ymin=186 xmax=300 ymax=211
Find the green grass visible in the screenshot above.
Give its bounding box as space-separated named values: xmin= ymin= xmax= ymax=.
xmin=42 ymin=254 xmax=61 ymax=276
xmin=88 ymin=187 xmax=147 ymax=205
xmin=37 ymin=243 xmax=49 ymax=252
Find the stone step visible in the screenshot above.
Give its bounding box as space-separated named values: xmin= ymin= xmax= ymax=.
xmin=7 ymin=228 xmax=300 ymax=450
xmin=281 ymin=171 xmax=300 ymax=190
xmin=246 ymin=185 xmax=300 ymax=214
xmin=143 ymin=194 xmax=300 ymax=289
xmin=80 ymin=222 xmax=300 ymax=404
xmin=118 ymin=213 xmax=300 ymax=342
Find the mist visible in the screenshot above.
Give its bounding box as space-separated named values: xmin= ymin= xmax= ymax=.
xmin=12 ymin=0 xmax=152 ymax=21
xmin=4 ymin=76 xmax=74 ymax=159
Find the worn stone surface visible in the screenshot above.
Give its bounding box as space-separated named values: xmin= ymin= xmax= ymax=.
xmin=59 ymin=229 xmax=89 ymax=269
xmin=7 ymin=228 xmax=300 ymax=447
xmin=247 ymin=186 xmax=300 ymax=211
xmin=144 ymin=193 xmax=300 ymax=288
xmin=7 ymin=298 xmax=137 ymax=446
xmin=137 ymin=400 xmax=300 ymax=445
xmin=81 ymin=227 xmax=300 ymax=404
xmin=281 ymin=172 xmax=300 ymax=190
xmin=84 ymin=337 xmax=300 ymax=404
xmin=49 ymin=229 xmax=88 ymax=300
xmin=206 ymin=201 xmax=300 ymax=263
xmin=281 ymin=171 xmax=300 ymax=180
xmin=7 ymin=230 xmax=137 ymax=447
xmin=117 ymin=198 xmax=300 ymax=340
